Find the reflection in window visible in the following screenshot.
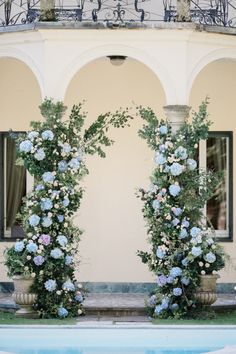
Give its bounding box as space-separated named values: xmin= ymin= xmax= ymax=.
xmin=0 ymin=134 xmax=26 ymax=239
xmin=206 ymin=132 xmax=233 ymax=239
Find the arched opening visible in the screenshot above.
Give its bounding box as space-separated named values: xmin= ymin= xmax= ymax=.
xmin=0 ymin=57 xmax=42 ymax=281
xmin=0 ymin=57 xmax=42 ymax=130
xmin=64 ymin=57 xmax=166 ymax=284
xmin=190 ymin=59 xmax=236 ymax=283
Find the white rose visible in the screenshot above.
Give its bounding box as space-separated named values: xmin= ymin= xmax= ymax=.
xmin=205 ymin=263 xmax=210 ymax=268
xmin=27 ymin=256 xmax=31 ymax=260
xmin=78 ymin=309 xmax=83 ymax=315
xmin=31 ymin=273 xmax=36 ymax=278
xmin=56 ymin=290 xmax=62 ymax=295
xmin=54 ymin=204 xmax=59 ymax=209
xmin=37 ymin=249 xmax=42 ymax=254
xmin=201 ymin=270 xmax=206 ymax=275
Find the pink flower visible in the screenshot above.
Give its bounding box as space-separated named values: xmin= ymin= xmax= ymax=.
xmin=39 ymin=234 xmax=51 ymax=246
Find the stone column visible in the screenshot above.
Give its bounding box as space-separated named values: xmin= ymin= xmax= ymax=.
xmin=40 ymin=0 xmax=55 ymax=21
xmin=176 ymin=0 xmax=191 ymax=22
xmin=163 ymin=105 xmax=190 ymax=133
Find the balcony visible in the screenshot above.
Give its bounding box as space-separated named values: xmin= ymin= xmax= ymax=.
xmin=0 ymin=0 xmax=236 ymax=27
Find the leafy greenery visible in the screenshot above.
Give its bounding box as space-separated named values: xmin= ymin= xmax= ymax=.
xmin=137 ymin=100 xmax=226 ymax=319
xmin=4 ymin=99 xmax=132 ymax=318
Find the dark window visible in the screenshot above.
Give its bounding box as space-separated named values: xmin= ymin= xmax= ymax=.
xmin=206 ymin=132 xmax=233 ymax=241
xmin=0 ymin=132 xmax=26 ymax=240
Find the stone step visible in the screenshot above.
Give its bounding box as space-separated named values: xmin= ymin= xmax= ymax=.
xmin=83 ymin=293 xmax=147 ymax=317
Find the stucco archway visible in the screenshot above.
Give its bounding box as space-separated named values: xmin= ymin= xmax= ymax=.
xmin=55 ymin=44 xmax=176 ymax=104
xmin=64 ymin=57 xmax=166 ymax=283
xmin=0 ymin=57 xmax=43 ymax=130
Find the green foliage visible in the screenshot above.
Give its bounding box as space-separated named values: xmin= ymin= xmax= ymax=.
xmin=137 ymin=100 xmax=226 ymax=319
xmin=5 ymin=98 xmax=132 ymax=318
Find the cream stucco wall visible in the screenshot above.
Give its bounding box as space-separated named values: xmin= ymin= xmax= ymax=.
xmin=190 ymin=60 xmax=236 ymax=282
xmin=64 ymin=58 xmax=166 ymax=282
xmin=0 ymin=27 xmax=236 ymax=285
xmin=0 ymin=58 xmax=42 ymax=281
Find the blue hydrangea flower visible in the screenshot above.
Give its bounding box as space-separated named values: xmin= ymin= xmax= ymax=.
xmin=159 ymin=144 xmax=165 ymax=152
xmin=181 ymin=277 xmax=190 ymax=286
xmin=181 ymin=258 xmax=189 ymax=267
xmin=182 ymin=219 xmax=190 ymax=228
xmin=156 ymin=275 xmax=167 ymax=287
xmin=57 ymin=235 xmax=68 ymax=247
xmin=42 ymin=217 xmax=52 ymax=228
xmin=191 ymin=246 xmax=202 ymax=257
xmin=42 ymin=130 xmax=54 ymax=141
xmin=159 ymin=125 xmax=168 ymax=135
xmin=29 ymin=214 xmax=40 ymax=227
xmin=42 ymin=172 xmax=55 ymax=184
xmin=62 ymin=280 xmax=75 ymax=291
xmin=58 ymin=307 xmax=68 ymax=318
xmin=75 ymin=293 xmax=84 ymax=303
xmin=14 ymin=241 xmax=25 ymax=252
xmin=187 ymin=159 xmax=197 ymax=171
xmin=19 ymin=140 xmax=33 ymax=153
xmin=173 ymin=287 xmax=182 ymax=296
xmin=28 ymin=131 xmax=39 ymax=140
xmin=170 ymin=163 xmax=183 ymax=176
xmin=173 ymin=207 xmax=182 ymax=216
xmin=179 ymin=228 xmax=188 ymax=239
xmin=204 ymin=252 xmax=216 ymax=263
xmin=169 ymin=184 xmax=181 ymax=197
xmin=26 ymin=242 xmax=38 ymax=253
xmin=166 ymin=276 xmax=174 ymax=284
xmin=35 ymin=184 xmax=44 ymax=191
xmin=190 ymin=227 xmax=201 ymax=238
xmin=152 ymin=200 xmax=160 ymax=211
xmin=44 ymin=279 xmax=56 ymax=292
xmin=161 ymin=297 xmax=170 ymax=309
xmin=33 ymin=255 xmax=45 ymax=266
xmin=148 ymin=295 xmax=157 ymax=307
xmin=50 ymin=248 xmax=63 ymax=259
xmin=156 ymin=247 xmax=166 ymax=259
xmin=172 ymin=218 xmax=180 ymax=227
xmin=41 ymin=198 xmax=53 ymax=211
xmin=57 ymin=215 xmax=64 ymax=223
xmin=65 ymin=255 xmax=73 ymax=265
xmin=61 ymin=143 xmax=71 ymax=154
xmin=68 ymin=158 xmax=80 ymax=170
xmin=62 ymin=198 xmax=70 ymax=207
xmin=154 ymin=305 xmax=163 ymax=315
xmin=171 ymin=303 xmax=179 ymax=311
xmin=154 ymin=153 xmax=166 ymax=165
xmin=35 ymin=148 xmax=45 ymax=161
xmin=58 ymin=160 xmax=68 ymax=172
xmin=174 ymin=146 xmax=188 ymax=160
xmin=170 ymin=267 xmax=182 ymax=278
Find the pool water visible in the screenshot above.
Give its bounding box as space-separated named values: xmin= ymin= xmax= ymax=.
xmin=0 ymin=327 xmax=235 ymax=354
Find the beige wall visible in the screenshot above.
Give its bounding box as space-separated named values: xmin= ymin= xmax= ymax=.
xmin=64 ymin=58 xmax=166 ymax=282
xmin=0 ymin=58 xmax=42 ymax=281
xmin=0 ymin=51 xmax=236 ymax=284
xmin=190 ymin=60 xmax=236 ymax=282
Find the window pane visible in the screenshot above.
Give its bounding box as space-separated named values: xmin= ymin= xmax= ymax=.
xmin=5 ymin=136 xmax=26 ymax=238
xmin=206 ymin=136 xmax=227 ymax=231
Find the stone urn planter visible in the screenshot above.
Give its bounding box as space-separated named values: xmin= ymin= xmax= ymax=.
xmin=195 ymin=274 xmax=220 ymax=306
xmin=12 ymin=275 xmax=38 ymax=318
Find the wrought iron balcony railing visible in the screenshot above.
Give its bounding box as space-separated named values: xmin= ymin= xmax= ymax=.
xmin=0 ymin=0 xmax=236 ymax=27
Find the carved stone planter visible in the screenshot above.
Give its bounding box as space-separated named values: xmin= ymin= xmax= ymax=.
xmin=195 ymin=274 xmax=220 ymax=306
xmin=12 ymin=275 xmax=38 ymax=318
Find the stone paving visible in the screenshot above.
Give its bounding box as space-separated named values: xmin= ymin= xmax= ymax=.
xmin=1 ymin=291 xmax=236 ymax=311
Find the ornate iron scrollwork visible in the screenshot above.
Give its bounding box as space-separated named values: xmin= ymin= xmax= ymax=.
xmin=0 ymin=0 xmax=236 ymax=27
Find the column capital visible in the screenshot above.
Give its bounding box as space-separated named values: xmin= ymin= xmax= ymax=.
xmin=163 ymin=105 xmax=190 ymax=133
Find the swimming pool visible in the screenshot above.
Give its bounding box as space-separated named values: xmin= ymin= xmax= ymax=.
xmin=0 ymin=326 xmax=236 ymax=354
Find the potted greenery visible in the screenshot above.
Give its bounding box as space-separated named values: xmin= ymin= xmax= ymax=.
xmin=137 ymin=101 xmax=227 ymax=318
xmin=4 ymin=239 xmax=38 ymax=317
xmin=4 ymin=99 xmax=131 ymax=318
